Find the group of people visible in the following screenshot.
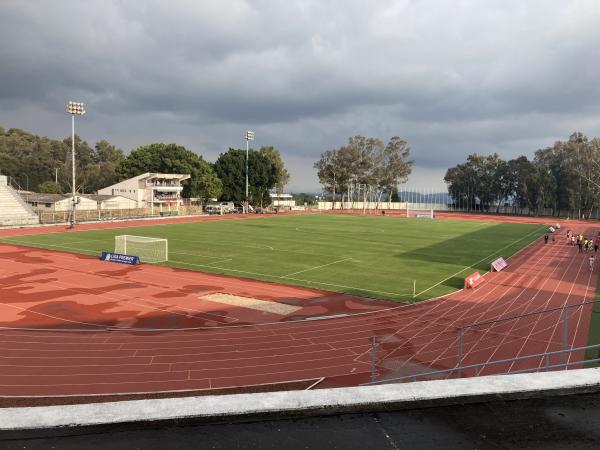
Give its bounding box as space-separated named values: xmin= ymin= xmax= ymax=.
xmin=565 ymin=230 xmax=600 ymax=253
xmin=565 ymin=229 xmax=598 ymax=271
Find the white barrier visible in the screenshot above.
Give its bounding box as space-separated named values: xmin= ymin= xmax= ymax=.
xmin=1 ymin=368 xmax=599 ymax=430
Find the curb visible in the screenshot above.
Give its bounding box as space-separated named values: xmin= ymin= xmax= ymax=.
xmin=1 ymin=368 xmax=599 ymax=431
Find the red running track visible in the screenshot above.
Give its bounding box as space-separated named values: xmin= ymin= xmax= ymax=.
xmin=0 ymin=215 xmax=597 ymax=398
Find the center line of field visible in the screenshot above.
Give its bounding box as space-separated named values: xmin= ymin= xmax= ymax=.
xmin=281 ymin=258 xmax=353 ymax=278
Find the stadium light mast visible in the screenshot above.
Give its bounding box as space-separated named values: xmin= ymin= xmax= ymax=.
xmin=66 ymin=101 xmax=85 ymax=227
xmin=244 ymin=130 xmax=254 ymax=213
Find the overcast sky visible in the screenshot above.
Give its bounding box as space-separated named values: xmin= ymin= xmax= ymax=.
xmin=1 ymin=1 xmax=600 ymax=192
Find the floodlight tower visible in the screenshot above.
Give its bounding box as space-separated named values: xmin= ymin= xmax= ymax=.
xmin=65 ymin=101 xmax=85 ymax=227
xmin=244 ymin=130 xmax=254 ymax=213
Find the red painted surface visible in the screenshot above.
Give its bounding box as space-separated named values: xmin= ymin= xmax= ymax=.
xmin=464 ymin=272 xmax=484 ymax=289
xmin=0 ymin=213 xmax=597 ymax=397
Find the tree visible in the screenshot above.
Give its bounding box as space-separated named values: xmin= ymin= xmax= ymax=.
xmin=213 ymin=149 xmax=277 ymax=206
xmin=444 ymin=132 xmax=600 ymax=217
xmin=379 ymin=136 xmax=413 ymax=203
xmin=117 ymin=143 xmax=222 ymax=201
xmin=314 ymin=149 xmax=340 ymax=207
xmin=314 ymin=135 xmax=413 ymax=209
xmin=38 ymin=181 xmax=62 ymax=194
xmin=259 ymin=146 xmax=290 ymax=195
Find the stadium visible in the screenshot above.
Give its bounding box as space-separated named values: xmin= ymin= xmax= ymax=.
xmin=0 ymin=196 xmax=597 ymax=395
xmin=2 ymin=2 xmax=600 ymax=448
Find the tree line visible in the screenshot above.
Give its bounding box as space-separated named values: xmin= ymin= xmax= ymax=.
xmin=444 ymin=132 xmax=600 ymax=217
xmin=0 ymin=125 xmax=289 ymax=206
xmin=314 ymin=135 xmax=414 ymax=206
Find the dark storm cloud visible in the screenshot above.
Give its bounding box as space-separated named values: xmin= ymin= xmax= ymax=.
xmin=1 ymin=0 xmax=600 ymax=190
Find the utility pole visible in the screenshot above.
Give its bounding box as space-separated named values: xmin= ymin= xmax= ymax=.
xmin=244 ymin=131 xmax=254 ymax=213
xmin=66 ymin=101 xmax=85 ymax=227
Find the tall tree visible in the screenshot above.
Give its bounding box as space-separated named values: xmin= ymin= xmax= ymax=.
xmin=259 ymin=146 xmax=290 ymax=195
xmin=314 ymin=135 xmax=413 ymax=208
xmin=314 ymin=149 xmax=341 ymax=206
xmin=213 ymin=148 xmax=277 ymax=206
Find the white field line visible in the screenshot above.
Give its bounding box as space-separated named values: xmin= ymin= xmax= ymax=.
xmin=530 ymin=249 xmax=591 ymax=369
xmin=414 ymin=227 xmax=545 ymax=298
xmin=0 ymin=224 xmax=552 ymax=334
xmin=282 ymin=276 xmax=413 ymax=298
xmin=305 ymin=377 xmax=325 ymax=390
xmin=200 ymin=258 xmax=233 ymax=267
xmin=363 ymin=233 xmax=554 ymax=367
xmin=281 ymin=258 xmax=353 ymax=278
xmin=471 ymin=237 xmax=577 ymax=371
xmin=0 ymin=240 xmax=100 ymax=256
xmin=566 ymin=264 xmax=596 ymax=366
xmin=169 ymin=251 xmax=233 ymax=260
xmin=169 ymin=259 xmax=412 ymax=298
xmin=167 ymin=237 xmax=275 ymax=252
xmin=6 ymin=239 xmax=230 ymax=264
xmin=2 ymin=222 xmax=545 ymax=303
xmin=529 ymin=252 xmax=587 ymax=369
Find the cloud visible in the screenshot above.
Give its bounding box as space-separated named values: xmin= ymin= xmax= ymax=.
xmin=1 ymin=0 xmax=600 ymax=191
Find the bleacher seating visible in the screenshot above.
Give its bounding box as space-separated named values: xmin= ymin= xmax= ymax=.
xmin=0 ymin=176 xmax=39 ymax=226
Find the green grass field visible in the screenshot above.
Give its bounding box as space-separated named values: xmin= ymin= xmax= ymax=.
xmin=1 ymin=214 xmax=547 ymax=301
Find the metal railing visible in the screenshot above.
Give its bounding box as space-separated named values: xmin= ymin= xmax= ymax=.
xmin=35 ymin=205 xmax=206 ymax=224
xmin=364 ymin=342 xmax=600 ymax=385
xmin=456 ymin=300 xmax=599 ymax=376
xmin=368 ymin=299 xmax=600 ymax=385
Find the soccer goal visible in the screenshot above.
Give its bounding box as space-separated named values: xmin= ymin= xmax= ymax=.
xmin=406 ymin=205 xmax=435 ymax=219
xmin=115 ymin=235 xmax=168 ymax=263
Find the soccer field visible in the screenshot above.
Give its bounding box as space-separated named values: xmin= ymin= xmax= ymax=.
xmin=2 ymin=214 xmax=547 ymax=301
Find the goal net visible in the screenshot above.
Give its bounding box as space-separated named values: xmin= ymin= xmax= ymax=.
xmin=406 ymin=206 xmax=435 ymax=219
xmin=115 ymin=235 xmax=168 ymax=263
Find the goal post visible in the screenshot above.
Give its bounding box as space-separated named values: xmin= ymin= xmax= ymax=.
xmin=406 ymin=204 xmax=435 ymax=219
xmin=115 ymin=235 xmax=168 ymax=263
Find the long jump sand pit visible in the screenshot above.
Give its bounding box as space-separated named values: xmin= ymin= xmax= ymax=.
xmin=200 ymin=293 xmax=302 ymax=316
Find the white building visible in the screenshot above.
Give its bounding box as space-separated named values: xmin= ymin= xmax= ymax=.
xmin=24 ymin=193 xmax=98 ymax=212
xmin=269 ymin=193 xmax=296 ymax=208
xmin=98 ymin=173 xmax=190 ymax=210
xmin=87 ymin=195 xmax=138 ymax=210
xmin=23 ymin=193 xmax=138 ymax=212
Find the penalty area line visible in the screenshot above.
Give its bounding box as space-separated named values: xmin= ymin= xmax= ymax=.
xmin=170 ymin=259 xmax=413 ymax=299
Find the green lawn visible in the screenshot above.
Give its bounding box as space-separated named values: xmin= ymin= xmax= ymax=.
xmin=1 ymin=214 xmax=546 ymax=302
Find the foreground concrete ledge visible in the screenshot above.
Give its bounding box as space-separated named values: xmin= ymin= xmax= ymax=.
xmin=1 ymin=368 xmax=600 ymax=431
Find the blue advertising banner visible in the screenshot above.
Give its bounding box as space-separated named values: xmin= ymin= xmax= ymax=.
xmin=100 ymin=252 xmax=140 ymax=265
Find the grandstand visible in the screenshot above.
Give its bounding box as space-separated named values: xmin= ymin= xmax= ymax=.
xmin=0 ymin=175 xmax=39 ymax=226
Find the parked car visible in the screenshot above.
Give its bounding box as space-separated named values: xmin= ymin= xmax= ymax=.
xmin=205 ymin=201 xmax=236 ymax=215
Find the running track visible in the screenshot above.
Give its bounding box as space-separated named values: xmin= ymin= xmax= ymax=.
xmin=0 ymin=214 xmax=597 ymax=399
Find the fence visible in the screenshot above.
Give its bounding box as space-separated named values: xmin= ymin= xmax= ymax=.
xmin=316 ymin=185 xmax=600 ymax=219
xmin=37 ymin=205 xmax=205 ymax=224
xmin=367 ymin=300 xmax=599 ymax=384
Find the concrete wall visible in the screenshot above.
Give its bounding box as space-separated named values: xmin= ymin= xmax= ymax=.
xmin=318 ymin=201 xmax=408 ymax=210
xmin=99 ymin=196 xmax=138 ymax=210
xmin=55 ymin=197 xmax=98 ymax=212
xmin=317 ymin=201 xmax=449 ymax=211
